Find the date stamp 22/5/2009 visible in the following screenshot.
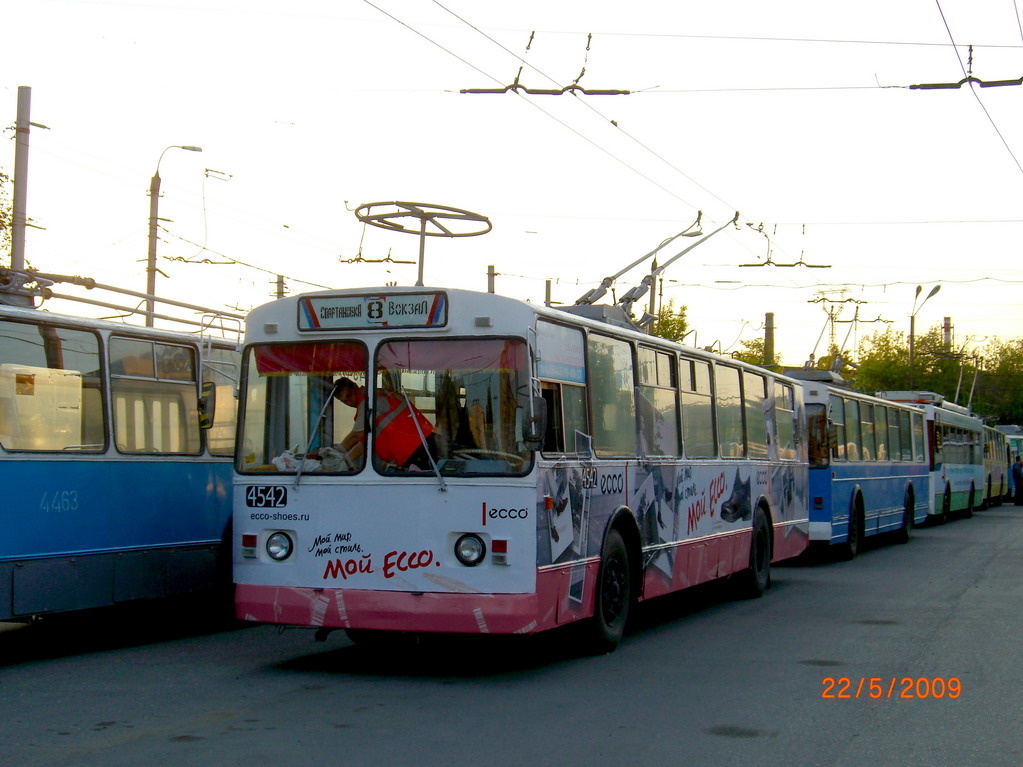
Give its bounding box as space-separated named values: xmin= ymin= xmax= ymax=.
xmin=821 ymin=677 xmax=962 ymax=700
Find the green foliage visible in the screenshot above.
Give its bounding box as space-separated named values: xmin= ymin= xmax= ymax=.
xmin=0 ymin=167 xmax=11 ymax=259
xmin=649 ymin=299 xmax=689 ymax=343
xmin=733 ymin=337 xmax=765 ymax=366
xmin=845 ymin=325 xmax=1023 ymax=424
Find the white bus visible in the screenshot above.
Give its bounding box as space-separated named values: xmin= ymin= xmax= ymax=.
xmin=878 ymin=391 xmax=985 ymax=522
xmin=233 ymin=287 xmax=809 ymax=651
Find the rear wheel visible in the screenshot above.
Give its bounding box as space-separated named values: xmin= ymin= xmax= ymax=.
xmin=963 ymin=486 xmax=975 ymax=519
xmin=894 ymin=490 xmax=913 ymax=544
xmin=838 ymin=500 xmax=863 ymax=560
xmin=736 ymin=507 xmax=771 ymax=598
xmin=586 ymin=529 xmax=632 ymax=654
xmin=936 ymin=488 xmax=951 ymax=525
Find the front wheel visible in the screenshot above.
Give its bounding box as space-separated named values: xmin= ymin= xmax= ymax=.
xmin=586 ymin=529 xmax=632 ymax=654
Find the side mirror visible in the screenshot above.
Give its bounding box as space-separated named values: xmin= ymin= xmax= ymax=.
xmin=198 ymin=381 xmax=217 ymax=431
xmin=522 ymin=396 xmax=547 ymax=451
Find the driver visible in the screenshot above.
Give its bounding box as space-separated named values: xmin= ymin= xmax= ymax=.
xmin=334 ymin=377 xmax=439 ymax=471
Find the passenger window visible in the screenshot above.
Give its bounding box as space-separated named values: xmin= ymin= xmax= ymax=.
xmin=743 ymin=371 xmax=768 ymax=460
xmin=680 ymin=358 xmax=715 ymax=458
xmin=587 ymin=334 xmax=636 ymax=456
xmin=638 ymin=346 xmax=679 ymax=456
xmin=111 ymin=337 xmax=200 ymax=455
xmin=0 ymin=320 xmax=105 ymax=452
xmin=775 ymin=382 xmax=797 ymax=461
xmin=715 ymin=365 xmax=743 ymax=458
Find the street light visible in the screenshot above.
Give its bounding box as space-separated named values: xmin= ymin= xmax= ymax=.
xmin=147 ymin=144 xmax=202 ymax=326
xmin=910 ymin=284 xmax=941 ymax=388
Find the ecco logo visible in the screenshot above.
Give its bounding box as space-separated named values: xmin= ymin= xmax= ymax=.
xmin=600 ymin=473 xmax=625 ymax=494
xmin=489 ymin=507 xmax=529 ymax=519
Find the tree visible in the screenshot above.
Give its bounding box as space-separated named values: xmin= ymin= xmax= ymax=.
xmin=0 ymin=167 xmax=11 ymax=261
xmin=649 ymin=299 xmax=689 ymax=343
xmin=733 ymin=337 xmax=765 ymax=366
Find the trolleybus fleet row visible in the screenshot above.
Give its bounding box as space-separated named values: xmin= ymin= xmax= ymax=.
xmin=1 ymin=283 xmax=1017 ymax=651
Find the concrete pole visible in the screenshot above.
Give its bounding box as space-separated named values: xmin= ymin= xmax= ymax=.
xmin=764 ymin=312 xmax=775 ymax=367
xmin=11 ymin=86 xmax=31 ymax=271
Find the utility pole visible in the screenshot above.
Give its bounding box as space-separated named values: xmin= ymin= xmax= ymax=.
xmin=11 ymin=86 xmax=31 ymax=272
xmin=764 ymin=312 xmax=775 ymax=367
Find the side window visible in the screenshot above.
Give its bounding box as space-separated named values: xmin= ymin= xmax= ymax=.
xmin=587 ymin=334 xmax=636 ymax=456
xmin=830 ymin=394 xmax=846 ymax=461
xmin=537 ymin=322 xmax=589 ymax=454
xmin=637 ymin=346 xmax=679 ymax=456
xmin=203 ymin=345 xmax=240 ymax=457
xmin=680 ymin=358 xmax=715 ymax=458
xmin=844 ymin=398 xmax=861 ymax=462
xmin=912 ymin=414 xmax=925 ymax=462
xmin=860 ymin=403 xmax=876 ymax=461
xmin=111 ymin=337 xmax=200 ymax=454
xmin=743 ymin=371 xmax=768 ymax=460
xmin=888 ymin=408 xmax=903 ymax=462
xmin=715 ymin=365 xmax=744 ymax=458
xmin=875 ymin=406 xmax=889 ymax=461
xmin=0 ymin=320 xmax=105 ymax=452
xmin=540 ymin=382 xmax=587 ymax=454
xmin=775 ymin=381 xmax=797 ymax=461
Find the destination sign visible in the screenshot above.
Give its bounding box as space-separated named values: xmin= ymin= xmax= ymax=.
xmin=298 ymin=292 xmax=448 ymax=331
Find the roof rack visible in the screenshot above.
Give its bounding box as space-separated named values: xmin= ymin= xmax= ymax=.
xmin=0 ymin=267 xmax=244 ymax=341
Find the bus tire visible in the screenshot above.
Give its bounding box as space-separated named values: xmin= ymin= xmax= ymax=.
xmin=838 ymin=498 xmax=863 ymax=560
xmin=586 ymin=528 xmax=632 ymax=654
xmin=936 ymin=488 xmax=951 ymax=525
xmin=737 ymin=506 xmax=771 ymax=598
xmin=894 ymin=490 xmax=913 ymax=545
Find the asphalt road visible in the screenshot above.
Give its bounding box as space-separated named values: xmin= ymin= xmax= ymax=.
xmin=2 ymin=507 xmax=1021 ymax=767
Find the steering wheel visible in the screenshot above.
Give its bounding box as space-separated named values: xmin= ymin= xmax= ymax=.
xmin=452 ymin=449 xmax=526 ymax=469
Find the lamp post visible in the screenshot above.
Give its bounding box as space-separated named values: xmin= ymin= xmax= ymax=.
xmin=909 ymin=284 xmax=941 ymax=388
xmin=147 ymin=144 xmax=202 ymax=326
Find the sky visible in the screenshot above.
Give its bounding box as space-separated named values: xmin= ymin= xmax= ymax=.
xmin=5 ymin=0 xmax=1023 ymax=366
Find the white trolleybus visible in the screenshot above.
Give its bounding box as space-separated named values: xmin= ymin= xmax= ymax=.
xmin=878 ymin=391 xmax=985 ymax=522
xmin=792 ymin=371 xmax=929 ymax=558
xmin=233 ymin=287 xmax=809 ymax=651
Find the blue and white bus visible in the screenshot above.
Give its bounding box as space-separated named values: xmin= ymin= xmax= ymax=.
xmin=995 ymin=425 xmax=1023 ymax=499
xmin=0 ymin=280 xmax=240 ymax=621
xmin=793 ymin=372 xmax=928 ymax=558
xmin=981 ymin=424 xmax=1008 ymax=508
xmin=233 ymin=286 xmax=810 ymax=651
xmin=878 ymin=391 xmax=985 ymax=522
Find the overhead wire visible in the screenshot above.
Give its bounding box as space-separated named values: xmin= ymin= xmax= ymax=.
xmin=430 ymin=0 xmax=737 ymax=213
xmin=933 ymin=0 xmax=1023 ymax=177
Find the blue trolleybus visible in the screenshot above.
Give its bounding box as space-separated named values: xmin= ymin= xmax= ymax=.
xmin=793 ymin=371 xmax=929 ymax=558
xmin=0 ymin=272 xmax=241 ymax=620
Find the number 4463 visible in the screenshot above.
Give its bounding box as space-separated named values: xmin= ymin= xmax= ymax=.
xmin=40 ymin=490 xmax=79 ymax=513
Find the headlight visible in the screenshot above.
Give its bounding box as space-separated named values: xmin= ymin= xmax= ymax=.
xmin=454 ymin=533 xmax=486 ymax=567
xmin=266 ymin=532 xmax=294 ymax=561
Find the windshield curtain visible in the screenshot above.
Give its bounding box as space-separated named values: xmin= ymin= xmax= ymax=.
xmin=238 ymin=341 xmax=368 ymax=474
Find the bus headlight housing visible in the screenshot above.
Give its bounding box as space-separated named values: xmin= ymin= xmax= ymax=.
xmin=266 ymin=532 xmax=294 ymax=561
xmin=454 ymin=533 xmax=486 ymax=567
